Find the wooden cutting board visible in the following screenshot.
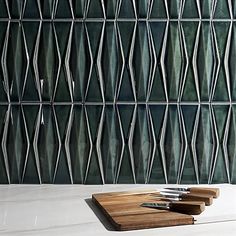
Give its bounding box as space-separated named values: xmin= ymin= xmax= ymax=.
xmin=92 ymin=189 xmax=194 ymax=231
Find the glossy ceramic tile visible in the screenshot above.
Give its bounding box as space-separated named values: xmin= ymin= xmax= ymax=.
xmin=0 ymin=0 xmax=235 ymax=184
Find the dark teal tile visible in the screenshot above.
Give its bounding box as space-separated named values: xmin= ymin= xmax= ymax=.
xmin=0 ymin=22 xmax=8 ymax=102
xmin=135 ymin=0 xmax=149 ymax=18
xmin=72 ymin=0 xmax=87 ymax=18
xmin=101 ymin=105 xmax=122 ymax=183
xmin=117 ymin=21 xmax=135 ymax=101
xmin=164 ymin=105 xmax=182 ymax=183
xmin=197 ymin=22 xmax=214 ymax=101
xmin=165 ymin=22 xmax=183 ymax=101
xmin=23 ymin=0 xmax=40 ymax=18
xmin=199 ymin=0 xmax=212 ymax=18
xmin=212 ymin=22 xmax=230 ymax=102
xmin=7 ymin=106 xmax=27 ymax=183
xmin=7 ymin=22 xmax=27 ymax=101
xmin=8 ymin=0 xmax=23 ymax=19
xmin=54 ymin=22 xmax=72 ymax=102
xmin=229 ymin=23 xmax=236 ymax=101
xmin=55 ymin=0 xmax=72 ymax=18
xmin=117 ymin=105 xmax=135 ymax=183
xmin=133 ymin=22 xmax=151 ymax=101
xmin=102 ymin=22 xmax=122 ymax=101
xmin=70 ymin=105 xmax=90 ymax=184
xmin=181 ymin=22 xmax=199 ymax=101
xmin=167 ymin=0 xmax=181 ymax=18
xmin=182 ymin=0 xmax=199 ymax=18
xmin=228 ymin=106 xmax=236 ymax=183
xmin=104 ymin=0 xmax=118 ymax=18
xmin=211 ymin=105 xmax=229 ymax=183
xmin=38 ymin=23 xmax=59 ymax=102
xmin=0 ymin=105 xmax=8 ymax=184
xmin=54 ymin=105 xmax=72 ymax=184
xmin=40 ymin=0 xmax=55 ymax=18
xmin=213 ymin=0 xmax=230 ymax=19
xmin=0 ymin=0 xmax=8 ymax=18
xmin=149 ymin=22 xmax=167 ymax=101
xmin=87 ymin=0 xmax=104 ymax=18
xmin=118 ymin=0 xmax=135 ymax=18
xmin=22 ymin=22 xmax=40 ymax=101
xmin=70 ymin=22 xmax=90 ymax=102
xmin=148 ymin=105 xmax=166 ymax=184
xmin=196 ymin=105 xmax=213 ymax=183
xmin=150 ymin=0 xmax=167 ymax=18
xmin=85 ymin=22 xmax=103 ymax=102
xmin=180 ymin=105 xmax=198 ymax=184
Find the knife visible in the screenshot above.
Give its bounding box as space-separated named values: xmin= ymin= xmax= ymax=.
xmin=141 ymin=201 xmax=205 ymax=215
xmin=164 ymin=187 xmax=219 ymax=198
xmin=151 ymin=191 xmax=213 ymax=206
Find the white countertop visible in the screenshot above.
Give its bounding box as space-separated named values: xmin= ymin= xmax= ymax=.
xmin=0 ymin=184 xmax=236 ymax=236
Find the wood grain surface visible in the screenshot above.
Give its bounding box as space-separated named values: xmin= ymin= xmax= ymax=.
xmin=92 ymin=190 xmax=194 ymax=231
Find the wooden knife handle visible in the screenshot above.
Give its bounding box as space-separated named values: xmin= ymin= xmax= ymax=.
xmin=181 ymin=193 xmax=213 ymax=206
xmin=169 ymin=201 xmax=205 ymax=215
xmin=189 ymin=187 xmax=220 ymax=198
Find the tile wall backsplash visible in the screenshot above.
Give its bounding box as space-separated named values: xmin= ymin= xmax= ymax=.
xmin=0 ymin=0 xmax=235 ymax=184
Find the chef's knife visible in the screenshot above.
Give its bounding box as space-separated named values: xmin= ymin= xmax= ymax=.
xmin=164 ymin=187 xmax=219 ymax=198
xmin=151 ymin=191 xmax=213 ymax=206
xmin=141 ymin=201 xmax=205 ymax=215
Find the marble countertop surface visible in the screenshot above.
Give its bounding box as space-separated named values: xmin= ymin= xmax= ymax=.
xmin=0 ymin=184 xmax=236 ymax=236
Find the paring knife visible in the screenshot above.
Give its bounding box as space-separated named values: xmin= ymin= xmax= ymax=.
xmin=164 ymin=187 xmax=219 ymax=198
xmin=141 ymin=201 xmax=205 ymax=215
xmin=151 ymin=191 xmax=213 ymax=206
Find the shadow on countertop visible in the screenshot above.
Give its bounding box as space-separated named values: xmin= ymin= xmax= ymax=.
xmin=85 ymin=198 xmax=116 ymax=231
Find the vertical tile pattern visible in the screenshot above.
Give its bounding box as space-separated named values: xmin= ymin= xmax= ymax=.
xmin=0 ymin=0 xmax=234 ymax=184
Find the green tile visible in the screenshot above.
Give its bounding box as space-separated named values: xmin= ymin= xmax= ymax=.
xmin=85 ymin=22 xmax=103 ymax=102
xmin=22 ymin=22 xmax=40 ymax=101
xmin=55 ymin=0 xmax=72 ymax=18
xmin=197 ymin=22 xmax=214 ymax=101
xmin=132 ymin=105 xmax=151 ymax=183
xmin=22 ymin=105 xmax=41 ymax=184
xmin=72 ymin=0 xmax=87 ymax=18
xmin=87 ymin=0 xmax=104 ymax=18
xmin=7 ymin=22 xmax=27 ymax=101
xmin=180 ymin=105 xmax=199 ymax=184
xmin=70 ymin=106 xmax=90 ymax=184
xmin=214 ymin=0 xmax=230 ymax=19
xmin=199 ymin=0 xmax=212 ymax=18
xmin=70 ymin=22 xmax=90 ymax=102
xmin=196 ymin=105 xmax=213 ymax=183
xmin=54 ymin=22 xmax=72 ymax=102
xmin=181 ymin=22 xmax=199 ymax=101
xmin=167 ymin=0 xmax=181 ymax=18
xmin=0 ymin=0 xmax=8 ymax=18
xmin=150 ymin=0 xmax=167 ymax=18
xmin=101 ymin=105 xmax=122 ymax=183
xmin=0 ymin=106 xmax=8 ymax=183
xmin=40 ymin=0 xmax=55 ymax=18
xmin=182 ymin=0 xmax=199 ymax=18
xmin=228 ymin=106 xmax=236 ymax=183
xmin=135 ymin=0 xmax=149 ymax=18
xmin=117 ymin=105 xmax=135 ymax=183
xmin=38 ymin=23 xmax=59 ymax=102
xmin=8 ymin=0 xmax=23 ymax=18
xmin=102 ymin=22 xmax=122 ymax=101
xmin=23 ymin=0 xmax=40 ymax=18
xmin=118 ymin=0 xmax=135 ymax=18
xmin=0 ymin=22 xmax=8 ymax=102
xmin=149 ymin=105 xmax=166 ymax=184
xmin=212 ymin=22 xmax=230 ymax=101
xmin=133 ymin=22 xmax=151 ymax=101
xmin=165 ymin=22 xmax=183 ymax=101
xmin=104 ymin=0 xmax=117 ymax=18
xmin=117 ymin=21 xmax=135 ymax=101
xmin=149 ymin=22 xmax=166 ymax=101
